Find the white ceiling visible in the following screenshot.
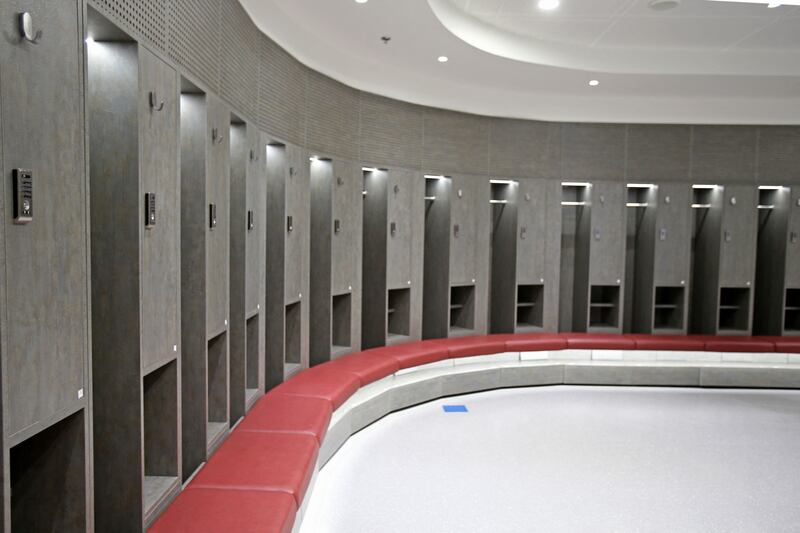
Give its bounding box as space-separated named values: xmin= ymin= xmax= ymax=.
xmin=239 ymin=0 xmax=800 ymax=124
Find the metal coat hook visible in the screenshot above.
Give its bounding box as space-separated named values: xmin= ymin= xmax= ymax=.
xmin=249 ymin=149 xmax=259 ymax=162
xmin=19 ymin=13 xmax=42 ymax=44
xmin=212 ymin=128 xmax=224 ymax=144
xmin=149 ymin=91 xmax=165 ymax=111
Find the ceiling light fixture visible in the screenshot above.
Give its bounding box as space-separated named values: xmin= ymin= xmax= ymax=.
xmin=589 ymin=79 xmax=600 ymax=87
xmin=437 ymin=56 xmax=449 ymax=63
xmin=537 ymin=0 xmax=560 ymax=10
xmin=355 ymin=0 xmax=368 ymax=4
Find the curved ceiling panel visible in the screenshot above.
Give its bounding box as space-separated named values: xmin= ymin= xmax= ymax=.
xmin=240 ymin=0 xmax=800 ymax=124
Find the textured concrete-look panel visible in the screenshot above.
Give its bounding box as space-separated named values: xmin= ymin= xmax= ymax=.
xmin=700 ymin=367 xmax=800 ymax=388
xmin=757 ymin=126 xmax=800 ymax=184
xmin=306 ymin=72 xmax=359 ymax=161
xmin=422 ymin=108 xmax=490 ymax=175
xmin=259 ymin=35 xmax=307 ymax=146
xmin=560 ymin=123 xmax=626 ymax=181
xmin=220 ymin=0 xmax=260 ymax=121
xmin=626 ymin=124 xmax=691 ymax=182
xmin=691 ymin=125 xmax=757 ymax=183
xmin=488 ymin=119 xmax=561 ymax=179
xmin=360 ymin=94 xmax=424 ymax=169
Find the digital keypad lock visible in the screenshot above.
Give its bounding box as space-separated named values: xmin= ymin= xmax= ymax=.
xmin=247 ymin=210 xmax=255 ymax=231
xmin=145 ymin=192 xmax=156 ymax=229
xmin=13 ymin=169 xmax=33 ymax=224
xmin=209 ymin=203 xmax=217 ymax=230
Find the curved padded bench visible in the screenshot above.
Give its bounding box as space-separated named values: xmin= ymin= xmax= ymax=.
xmin=151 ymin=333 xmax=800 ymax=532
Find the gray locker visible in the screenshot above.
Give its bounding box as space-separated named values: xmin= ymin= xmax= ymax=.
xmin=1 ymin=1 xmax=91 ymax=530
xmin=719 ymin=185 xmax=758 ymax=287
xmin=754 ymin=186 xmax=799 ymax=336
xmin=86 ymin=21 xmax=181 ymax=530
xmin=265 ymin=141 xmax=310 ymax=387
xmin=630 ymin=183 xmax=692 ymax=334
xmin=206 ymin=94 xmax=231 ymax=340
xmin=515 ymin=179 xmax=562 ymax=332
xmin=309 ymin=157 xmax=362 ymax=365
xmin=229 ymin=118 xmax=265 ymax=427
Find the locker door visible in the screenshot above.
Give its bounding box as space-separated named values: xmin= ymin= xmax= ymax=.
xmin=516 ymin=179 xmax=547 ymax=283
xmin=653 ymin=183 xmax=692 ymax=286
xmin=284 ymin=144 xmax=306 ymax=303
xmin=140 ymin=49 xmax=180 ymax=372
xmin=244 ymin=126 xmax=263 ymax=314
xmin=206 ymin=96 xmax=230 ymax=335
xmin=450 ymin=175 xmax=478 ymax=285
xmin=784 ymin=188 xmax=800 ymax=288
xmin=589 ymin=181 xmax=626 ymax=285
xmin=331 ymin=160 xmax=360 ymax=295
xmin=719 ymin=185 xmax=758 ymax=286
xmin=0 ymin=0 xmax=88 ymax=437
xmin=387 ymin=169 xmax=414 ymax=289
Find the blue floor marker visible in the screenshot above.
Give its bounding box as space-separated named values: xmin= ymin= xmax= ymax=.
xmin=442 ymin=404 xmax=468 ymax=413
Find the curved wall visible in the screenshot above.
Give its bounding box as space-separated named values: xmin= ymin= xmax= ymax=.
xmin=89 ymin=0 xmax=800 ymax=183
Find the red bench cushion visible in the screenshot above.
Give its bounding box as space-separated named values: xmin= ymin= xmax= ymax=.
xmin=765 ymin=336 xmax=800 ymax=354
xmin=364 ymin=342 xmax=450 ymax=369
xmin=238 ymin=393 xmax=332 ymax=444
xmin=629 ymin=335 xmax=706 ymax=351
xmin=190 ymin=431 xmax=318 ymax=507
xmin=326 ymin=351 xmax=400 ymax=385
xmin=505 ymin=334 xmax=568 ymax=352
xmin=272 ymin=365 xmax=360 ymax=409
xmin=150 ymin=488 xmax=296 ymax=533
xmin=565 ymin=333 xmax=636 ymax=350
xmin=704 ymin=338 xmax=775 ymax=353
xmin=431 ymin=335 xmax=514 ymax=358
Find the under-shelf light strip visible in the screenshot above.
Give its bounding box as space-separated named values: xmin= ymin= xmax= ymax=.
xmin=561 ymin=181 xmax=591 ymax=187
xmin=490 ymin=179 xmax=517 ymax=185
xmin=627 ymin=183 xmax=654 ymax=188
xmin=691 ymin=203 xmax=712 ymax=209
xmin=561 ymin=201 xmax=587 ymax=206
xmin=490 ymin=199 xmax=508 ymax=204
xmin=424 ymin=174 xmax=447 ymax=180
xmin=626 ymin=202 xmax=649 ymax=207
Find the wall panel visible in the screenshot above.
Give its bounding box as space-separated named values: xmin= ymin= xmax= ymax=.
xmin=220 ymin=0 xmax=260 ymax=120
xmin=691 ymin=126 xmax=757 ymax=183
xmin=360 ymin=94 xmax=423 ymax=169
xmin=169 ymin=0 xmax=220 ymax=92
xmin=561 ymin=124 xmax=626 ymax=181
xmin=757 ymin=126 xmax=800 ymax=184
xmin=306 ymin=72 xmax=359 ymax=161
xmin=259 ymin=36 xmax=307 ymax=145
xmin=91 ymin=0 xmax=168 ymax=54
xmin=626 ymin=125 xmax=691 ymax=182
xmin=423 ymin=109 xmax=489 ymax=175
xmin=489 ymin=119 xmax=561 ymax=179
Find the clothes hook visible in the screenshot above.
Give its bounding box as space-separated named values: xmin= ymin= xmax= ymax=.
xmin=149 ymin=91 xmax=165 ymax=111
xmin=19 ymin=13 xmax=43 ymax=44
xmin=212 ymin=128 xmax=224 ymax=144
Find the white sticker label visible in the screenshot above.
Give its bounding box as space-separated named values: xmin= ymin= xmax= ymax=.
xmin=78 ymin=388 xmax=84 ymax=399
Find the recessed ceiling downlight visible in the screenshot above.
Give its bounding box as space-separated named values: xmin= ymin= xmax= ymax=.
xmin=589 ymin=79 xmax=599 ymax=86
xmin=438 ymin=56 xmax=449 ymax=63
xmin=649 ymin=0 xmax=681 ymax=10
xmin=355 ymin=0 xmax=368 ymax=4
xmin=537 ymin=0 xmax=560 ymax=11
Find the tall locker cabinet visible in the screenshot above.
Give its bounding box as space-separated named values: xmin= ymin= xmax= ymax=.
xmin=570 ymin=181 xmax=627 ymax=333
xmin=691 ymin=185 xmax=758 ymax=335
xmin=86 ymin=14 xmax=182 ymax=529
xmin=522 ymin=179 xmax=563 ymax=332
xmin=449 ymin=175 xmax=491 ymax=337
xmin=1 ymin=2 xmax=91 ymax=530
xmin=229 ymin=118 xmax=266 ymax=425
xmin=361 ymin=168 xmax=425 ymax=349
xmin=180 ymin=85 xmax=231 ymax=480
xmin=265 ymin=142 xmax=310 ymax=387
xmin=309 ymin=157 xmax=363 ymax=365
xmin=754 ymin=186 xmax=800 ymax=336
xmin=630 ymin=183 xmax=693 ymax=334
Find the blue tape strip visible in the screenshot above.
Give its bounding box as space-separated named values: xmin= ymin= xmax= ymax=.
xmin=442 ymin=405 xmax=468 ymax=413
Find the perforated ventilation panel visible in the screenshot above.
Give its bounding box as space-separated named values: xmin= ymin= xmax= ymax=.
xmin=169 ymin=0 xmax=220 ymax=92
xmin=359 ymin=92 xmax=423 ymax=169
xmin=259 ymin=35 xmax=307 ymax=145
xmin=305 ymin=71 xmax=359 ymax=161
xmin=220 ymin=1 xmax=259 ymax=120
xmin=489 ymin=119 xmax=562 ymax=179
xmin=91 ymin=0 xmax=167 ymax=53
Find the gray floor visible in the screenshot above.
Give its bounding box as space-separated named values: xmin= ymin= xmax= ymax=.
xmin=300 ymin=386 xmax=800 ymax=533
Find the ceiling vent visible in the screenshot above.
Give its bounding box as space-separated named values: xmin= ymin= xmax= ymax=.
xmin=649 ymin=0 xmax=681 ymax=9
